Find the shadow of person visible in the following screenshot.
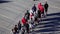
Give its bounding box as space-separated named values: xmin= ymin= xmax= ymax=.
xmin=0 ymin=0 xmax=12 ymax=4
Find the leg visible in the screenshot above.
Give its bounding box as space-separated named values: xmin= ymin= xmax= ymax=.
xmin=45 ymin=9 xmax=48 ymax=16
xmin=42 ymin=11 xmax=46 ymax=17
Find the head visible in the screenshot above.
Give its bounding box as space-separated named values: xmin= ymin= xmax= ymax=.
xmin=39 ymin=3 xmax=42 ymax=6
xmin=15 ymin=25 xmax=17 ymax=27
xmin=40 ymin=3 xmax=41 ymax=5
xmin=45 ymin=1 xmax=47 ymax=4
xmin=19 ymin=21 xmax=20 ymax=23
xmin=27 ymin=10 xmax=29 ymax=13
xmin=18 ymin=21 xmax=21 ymax=24
xmin=34 ymin=4 xmax=35 ymax=6
xmin=12 ymin=29 xmax=13 ymax=31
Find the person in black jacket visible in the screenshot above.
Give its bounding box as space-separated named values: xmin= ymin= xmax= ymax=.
xmin=32 ymin=4 xmax=37 ymax=13
xmin=44 ymin=1 xmax=49 ymax=16
xmin=18 ymin=21 xmax=21 ymax=31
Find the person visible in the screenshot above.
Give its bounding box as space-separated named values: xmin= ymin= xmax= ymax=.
xmin=38 ymin=3 xmax=45 ymax=17
xmin=28 ymin=20 xmax=34 ymax=32
xmin=21 ymin=27 xmax=25 ymax=34
xmin=21 ymin=16 xmax=27 ymax=26
xmin=37 ymin=10 xmax=41 ymax=18
xmin=25 ymin=10 xmax=30 ymax=20
xmin=29 ymin=18 xmax=34 ymax=25
xmin=12 ymin=29 xmax=15 ymax=34
xmin=25 ymin=22 xmax=29 ymax=34
xmin=29 ymin=9 xmax=34 ymax=21
xmin=14 ymin=25 xmax=19 ymax=34
xmin=44 ymin=1 xmax=49 ymax=16
xmin=18 ymin=21 xmax=21 ymax=31
xmin=32 ymin=4 xmax=37 ymax=13
xmin=34 ymin=12 xmax=38 ymax=24
xmin=37 ymin=10 xmax=41 ymax=23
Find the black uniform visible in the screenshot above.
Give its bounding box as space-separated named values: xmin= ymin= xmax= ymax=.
xmin=44 ymin=2 xmax=49 ymax=12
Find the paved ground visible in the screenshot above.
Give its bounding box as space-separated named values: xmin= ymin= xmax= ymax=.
xmin=0 ymin=0 xmax=60 ymax=34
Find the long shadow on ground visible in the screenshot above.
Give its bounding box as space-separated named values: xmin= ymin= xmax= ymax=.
xmin=31 ymin=12 xmax=60 ymax=33
xmin=0 ymin=0 xmax=12 ymax=3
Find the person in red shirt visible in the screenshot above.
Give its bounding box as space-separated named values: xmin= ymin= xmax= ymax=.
xmin=22 ymin=17 xmax=27 ymax=25
xmin=38 ymin=3 xmax=45 ymax=17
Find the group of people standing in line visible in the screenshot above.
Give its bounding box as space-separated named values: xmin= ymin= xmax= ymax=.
xmin=11 ymin=1 xmax=49 ymax=34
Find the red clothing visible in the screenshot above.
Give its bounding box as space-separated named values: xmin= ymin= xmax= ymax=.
xmin=30 ymin=13 xmax=34 ymax=19
xmin=30 ymin=15 xmax=32 ymax=19
xmin=22 ymin=17 xmax=26 ymax=24
xmin=38 ymin=3 xmax=44 ymax=12
xmin=38 ymin=3 xmax=42 ymax=9
xmin=40 ymin=6 xmax=44 ymax=12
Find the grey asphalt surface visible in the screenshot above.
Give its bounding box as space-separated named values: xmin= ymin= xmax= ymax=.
xmin=0 ymin=0 xmax=60 ymax=34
